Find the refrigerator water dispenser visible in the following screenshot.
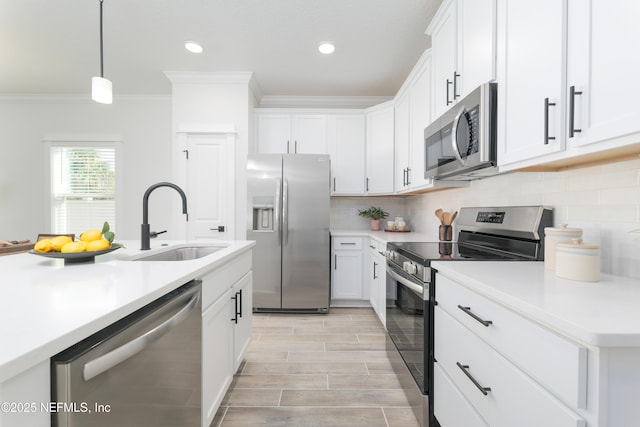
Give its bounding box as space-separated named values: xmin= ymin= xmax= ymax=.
xmin=252 ymin=197 xmax=274 ymax=231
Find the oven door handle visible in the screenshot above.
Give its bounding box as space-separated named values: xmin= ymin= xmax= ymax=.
xmin=387 ymin=266 xmax=424 ymax=298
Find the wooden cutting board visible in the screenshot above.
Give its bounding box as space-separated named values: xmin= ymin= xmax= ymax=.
xmin=0 ymin=240 xmax=34 ymax=255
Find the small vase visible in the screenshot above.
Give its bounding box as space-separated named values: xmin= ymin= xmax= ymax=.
xmin=371 ymin=219 xmax=381 ymax=231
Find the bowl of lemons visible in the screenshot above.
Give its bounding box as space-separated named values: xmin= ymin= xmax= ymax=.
xmin=30 ymin=222 xmax=121 ymax=264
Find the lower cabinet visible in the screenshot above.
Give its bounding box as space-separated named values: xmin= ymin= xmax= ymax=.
xmin=0 ymin=360 xmax=50 ymax=427
xmin=367 ymin=238 xmax=386 ymax=326
xmin=331 ymin=237 xmax=365 ymax=301
xmin=232 ymin=272 xmax=253 ymax=372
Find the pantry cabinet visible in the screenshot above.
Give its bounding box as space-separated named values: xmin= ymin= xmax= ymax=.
xmin=427 ymin=0 xmax=496 ymax=118
xmin=328 ymin=114 xmax=366 ymax=195
xmin=255 ymin=112 xmax=327 ymax=154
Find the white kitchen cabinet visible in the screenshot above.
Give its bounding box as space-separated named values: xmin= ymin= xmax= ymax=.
xmin=331 ymin=237 xmax=365 ymax=301
xmin=367 ymin=238 xmax=386 ymax=326
xmin=496 ymin=0 xmax=566 ymax=166
xmin=394 ymin=91 xmax=411 ymax=191
xmin=202 ymin=287 xmax=234 ymax=426
xmin=565 ymin=0 xmax=640 ymax=151
xmin=200 ymin=251 xmax=253 ymax=427
xmin=328 ymin=114 xmax=366 ymax=195
xmin=255 ymin=112 xmax=327 ymax=154
xmin=408 ymin=55 xmax=434 ymax=190
xmin=231 ymin=272 xmax=253 ymax=372
xmin=428 ymin=0 xmax=496 ymax=118
xmin=365 ymin=103 xmax=395 ymax=195
xmin=0 ymin=361 xmax=50 ymax=427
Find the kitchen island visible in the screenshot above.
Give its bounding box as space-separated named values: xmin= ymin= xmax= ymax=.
xmin=0 ymin=239 xmax=254 ymax=427
xmin=431 ymin=260 xmax=640 ymax=427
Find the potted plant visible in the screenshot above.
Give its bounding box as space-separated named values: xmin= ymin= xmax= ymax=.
xmin=358 ymin=206 xmax=389 ymax=231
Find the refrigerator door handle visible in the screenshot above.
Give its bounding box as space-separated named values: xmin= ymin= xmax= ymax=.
xmin=283 ymin=178 xmax=289 ymax=245
xmin=275 ymin=178 xmax=282 ymax=246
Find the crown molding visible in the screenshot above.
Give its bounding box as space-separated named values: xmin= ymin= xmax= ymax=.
xmin=0 ymin=94 xmax=170 ymax=104
xmin=258 ymin=95 xmax=392 ymax=109
xmin=164 ymin=71 xmax=254 ymax=85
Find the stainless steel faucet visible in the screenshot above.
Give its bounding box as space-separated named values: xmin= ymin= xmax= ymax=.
xmin=141 ymin=182 xmax=188 ymax=250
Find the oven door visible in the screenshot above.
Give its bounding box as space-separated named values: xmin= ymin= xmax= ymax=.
xmin=385 ymin=261 xmax=428 ymax=394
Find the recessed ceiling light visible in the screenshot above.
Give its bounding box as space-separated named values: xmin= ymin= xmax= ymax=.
xmin=184 ymin=41 xmax=204 ymax=54
xmin=318 ymin=42 xmax=335 ymax=55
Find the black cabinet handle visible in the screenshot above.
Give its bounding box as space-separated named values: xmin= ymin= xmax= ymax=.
xmin=231 ymin=293 xmax=239 ymax=324
xmin=238 ymin=289 xmax=243 ymax=318
xmin=373 ymin=262 xmax=378 ymax=279
xmin=334 ymin=254 xmax=337 ymax=270
xmin=457 ymin=305 xmax=493 ymax=327
xmin=446 ymin=79 xmax=453 ymax=105
xmin=453 ymin=72 xmax=460 ymax=100
xmin=294 ymin=140 xmax=298 ymax=153
xmin=569 ymin=86 xmax=583 ymax=138
xmin=456 ymin=362 xmax=491 ymax=396
xmin=333 ymin=177 xmax=336 ymax=192
xmin=544 ymin=97 xmax=556 ymax=145
xmin=366 ymin=177 xmax=370 ymax=192
xmin=406 ymin=167 xmax=411 ymax=185
xmin=286 ymin=140 xmax=290 ymax=153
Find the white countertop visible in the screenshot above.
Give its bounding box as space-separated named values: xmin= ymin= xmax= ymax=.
xmin=331 ymin=229 xmax=433 ymax=245
xmin=432 ymin=261 xmax=640 ymax=347
xmin=0 ymin=239 xmax=254 ymax=383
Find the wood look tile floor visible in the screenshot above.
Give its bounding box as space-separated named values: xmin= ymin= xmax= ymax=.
xmin=212 ymin=308 xmax=420 ymax=427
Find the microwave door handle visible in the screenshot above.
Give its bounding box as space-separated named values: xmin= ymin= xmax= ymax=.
xmin=451 ymin=105 xmax=467 ymax=166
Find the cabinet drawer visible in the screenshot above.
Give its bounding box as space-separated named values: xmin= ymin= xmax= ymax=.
xmin=367 ymin=238 xmax=382 ymax=252
xmin=333 ymin=236 xmax=363 ymax=250
xmin=435 ymin=306 xmax=586 ymax=427
xmin=436 ymin=274 xmax=587 ymax=408
xmin=434 ymin=362 xmax=489 ymax=427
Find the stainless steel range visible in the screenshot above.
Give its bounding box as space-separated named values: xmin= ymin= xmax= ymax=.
xmin=385 ymin=206 xmax=553 ymax=427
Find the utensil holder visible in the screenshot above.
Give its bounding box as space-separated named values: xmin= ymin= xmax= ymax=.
xmin=439 ymin=225 xmax=452 ymax=241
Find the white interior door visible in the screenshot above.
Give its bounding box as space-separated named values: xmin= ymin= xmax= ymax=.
xmin=182 ymin=132 xmax=235 ymax=240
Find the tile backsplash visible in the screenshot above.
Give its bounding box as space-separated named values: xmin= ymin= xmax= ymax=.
xmin=331 ymin=158 xmax=640 ymax=279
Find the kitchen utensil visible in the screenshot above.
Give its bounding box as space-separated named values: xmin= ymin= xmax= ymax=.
xmin=555 ymin=238 xmax=600 ymax=282
xmin=435 ymin=209 xmax=444 ymax=223
xmin=442 ymin=211 xmax=451 ymax=225
xmin=450 ymin=210 xmax=458 ymax=224
xmin=544 ymin=224 xmax=583 ymax=270
xmin=439 ymin=225 xmax=452 ymax=241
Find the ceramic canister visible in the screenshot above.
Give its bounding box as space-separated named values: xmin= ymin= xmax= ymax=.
xmin=555 ymin=238 xmax=601 ymax=282
xmin=544 ymin=224 xmax=583 ymax=270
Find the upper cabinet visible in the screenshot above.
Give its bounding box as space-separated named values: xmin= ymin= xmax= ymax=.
xmin=366 ymin=102 xmax=395 ymax=195
xmin=395 ymin=51 xmax=435 ymax=192
xmin=427 ymin=0 xmax=496 ymax=119
xmin=566 ymin=0 xmax=640 ymax=150
xmin=255 ymin=112 xmax=327 ymax=154
xmin=328 ymin=114 xmax=366 ymax=195
xmin=496 ymin=0 xmax=565 ymax=166
xmin=497 ymin=0 xmax=640 ymax=170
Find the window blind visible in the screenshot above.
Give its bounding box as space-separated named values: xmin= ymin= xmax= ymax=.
xmin=50 ymin=145 xmax=116 ymax=236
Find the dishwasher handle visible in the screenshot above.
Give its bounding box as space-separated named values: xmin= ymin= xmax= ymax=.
xmin=83 ymin=287 xmax=200 ymax=381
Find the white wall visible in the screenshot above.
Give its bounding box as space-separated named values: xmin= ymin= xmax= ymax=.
xmin=0 ymin=96 xmax=172 ymax=241
xmin=405 ymin=158 xmax=640 ymax=279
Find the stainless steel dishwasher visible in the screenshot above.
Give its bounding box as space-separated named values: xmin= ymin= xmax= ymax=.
xmin=51 ymin=280 xmax=202 ymax=427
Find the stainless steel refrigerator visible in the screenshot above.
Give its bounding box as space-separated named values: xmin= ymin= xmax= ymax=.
xmin=247 ymin=154 xmax=331 ymax=313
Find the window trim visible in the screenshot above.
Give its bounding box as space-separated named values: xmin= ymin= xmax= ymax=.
xmin=43 ymin=135 xmax=123 ymax=235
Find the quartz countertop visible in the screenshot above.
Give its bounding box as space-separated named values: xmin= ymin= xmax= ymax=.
xmin=330 ymin=229 xmax=433 ymax=245
xmin=0 ymin=239 xmax=254 ymax=383
xmin=432 ymin=261 xmax=640 ymax=347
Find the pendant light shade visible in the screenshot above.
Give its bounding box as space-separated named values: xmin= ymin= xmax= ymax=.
xmin=92 ymin=0 xmax=112 ymax=104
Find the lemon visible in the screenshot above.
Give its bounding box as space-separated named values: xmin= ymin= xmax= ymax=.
xmin=86 ymin=239 xmax=111 ymax=252
xmin=51 ymin=235 xmax=73 ymax=252
xmin=34 ymin=239 xmax=53 ymax=253
xmin=80 ymin=229 xmax=102 ymax=242
xmin=61 ymin=241 xmax=87 ymax=253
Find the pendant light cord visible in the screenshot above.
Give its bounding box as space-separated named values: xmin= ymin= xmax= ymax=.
xmin=99 ymin=0 xmax=104 ymax=78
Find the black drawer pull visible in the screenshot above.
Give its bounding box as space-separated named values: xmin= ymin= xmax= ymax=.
xmin=457 ymin=362 xmax=491 ymax=396
xmin=457 ymin=305 xmax=493 ymax=327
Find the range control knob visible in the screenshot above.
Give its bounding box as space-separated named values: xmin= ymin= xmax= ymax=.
xmin=403 ymin=261 xmax=417 ymax=275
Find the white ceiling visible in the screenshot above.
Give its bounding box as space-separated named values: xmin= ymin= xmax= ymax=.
xmin=0 ymin=0 xmax=442 ymax=101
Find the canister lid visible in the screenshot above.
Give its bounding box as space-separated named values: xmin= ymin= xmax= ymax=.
xmin=556 ymin=238 xmax=600 ymax=251
xmin=545 ymin=224 xmax=583 ymax=237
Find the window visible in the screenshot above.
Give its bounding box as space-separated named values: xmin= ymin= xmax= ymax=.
xmin=49 ymin=143 xmax=117 ymax=236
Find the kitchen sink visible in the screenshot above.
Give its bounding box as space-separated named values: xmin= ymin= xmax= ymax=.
xmin=130 ymin=245 xmax=226 ymax=261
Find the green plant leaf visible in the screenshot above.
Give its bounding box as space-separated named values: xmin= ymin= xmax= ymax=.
xmin=103 ymin=231 xmax=115 ymax=243
xmin=102 ymin=221 xmax=110 ymax=234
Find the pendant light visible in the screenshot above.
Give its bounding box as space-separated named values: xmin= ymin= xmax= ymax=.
xmin=91 ymin=0 xmax=112 ymax=104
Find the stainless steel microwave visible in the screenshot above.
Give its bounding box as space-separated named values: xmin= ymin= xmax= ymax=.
xmin=424 ymin=82 xmax=498 ymax=180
